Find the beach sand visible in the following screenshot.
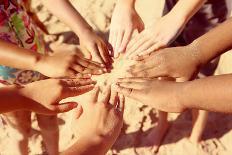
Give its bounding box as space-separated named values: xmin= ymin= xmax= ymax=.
xmin=1 ymin=0 xmax=232 ymax=154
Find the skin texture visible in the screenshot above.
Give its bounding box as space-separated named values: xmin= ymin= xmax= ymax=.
xmin=127 ymin=46 xmax=200 ymax=81
xmin=115 ymin=74 xmax=232 ymax=113
xmin=41 ymin=0 xmax=112 ymax=67
xmin=61 ymin=87 xmax=125 ymax=155
xmin=109 ymin=0 xmax=144 ymax=56
xmin=127 ymin=17 xmax=232 ymax=81
xmin=125 ymin=0 xmax=206 ymax=59
xmin=0 ymin=40 xmax=105 ymax=78
xmin=0 ymin=78 xmax=95 ymax=115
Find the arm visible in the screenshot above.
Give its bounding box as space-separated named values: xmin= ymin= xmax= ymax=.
xmin=128 ymin=18 xmax=232 ymax=81
xmin=61 ymin=87 xmax=125 ymax=155
xmin=0 ymin=78 xmax=95 ymax=115
xmin=40 ymin=0 xmax=91 ymax=37
xmin=126 ymin=0 xmax=206 ymax=58
xmin=180 ymin=74 xmax=232 ymax=113
xmin=115 ymin=74 xmax=232 ymax=113
xmin=189 ymin=17 xmax=232 ymax=66
xmin=169 ymin=0 xmax=206 ymax=24
xmin=0 ymin=40 xmax=42 ymax=71
xmin=109 ymin=0 xmax=144 ymax=55
xmin=0 ymin=40 xmax=105 ymax=77
xmin=41 ymin=0 xmax=111 ymax=66
xmin=0 ymin=86 xmax=28 ymax=113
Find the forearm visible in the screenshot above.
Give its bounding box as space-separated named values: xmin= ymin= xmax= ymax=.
xmin=0 ymin=40 xmax=42 ymax=70
xmin=169 ymin=0 xmax=206 ymax=23
xmin=61 ymin=136 xmax=108 ymax=155
xmin=179 ymin=74 xmax=232 ymax=113
xmin=41 ymin=0 xmax=92 ymax=37
xmin=0 ymin=86 xmax=29 ymax=113
xmin=188 ymin=18 xmax=232 ymax=65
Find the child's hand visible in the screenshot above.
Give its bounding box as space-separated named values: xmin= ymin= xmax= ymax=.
xmin=79 ymin=30 xmax=112 ymax=67
xmin=115 ymin=77 xmax=185 ymax=113
xmin=127 ymin=46 xmax=201 ymax=81
xmin=75 ymin=87 xmax=124 ymax=153
xmin=36 ymin=49 xmax=106 ymax=78
xmin=109 ymin=1 xmax=144 ymax=57
xmin=20 ymin=78 xmax=96 ymax=115
xmin=126 ymin=13 xmax=186 ymax=59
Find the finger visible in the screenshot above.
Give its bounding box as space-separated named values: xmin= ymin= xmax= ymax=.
xmin=134 ymin=44 xmax=159 ymax=59
xmin=61 ymin=78 xmax=96 ymax=87
xmin=91 ymin=44 xmax=105 ymax=65
xmin=67 ymin=68 xmax=78 ymax=77
xmin=115 ymin=85 xmax=141 ymax=101
xmin=64 ymin=84 xmax=95 ymax=98
xmin=126 ymin=31 xmax=145 ymax=52
xmin=118 ymin=95 xmax=125 ymax=114
xmin=119 ymin=30 xmax=133 ymax=53
xmin=137 ymin=20 xmax=145 ymax=32
xmin=98 ymin=43 xmax=111 ymax=65
xmin=76 ymin=56 xmax=105 ymax=69
xmin=127 ymin=35 xmax=149 ymax=59
xmin=138 ymin=41 xmax=166 ymax=57
xmin=110 ymin=88 xmax=118 ymax=106
xmin=112 ymin=31 xmax=118 ymax=51
xmin=99 ymin=86 xmax=111 ymax=104
xmin=131 ymin=67 xmax=168 ymax=78
xmin=75 ymin=104 xmax=83 ymax=119
xmin=71 ymin=64 xmax=85 ymax=73
xmin=117 ymin=77 xmax=151 ymax=83
xmin=109 ymin=29 xmax=114 ymax=44
xmin=51 ymin=102 xmax=78 ymax=113
xmin=129 ymin=40 xmax=155 ymax=58
xmin=116 ymin=81 xmax=146 ymax=90
xmin=115 ymin=31 xmax=124 ymax=56
xmin=126 ymin=32 xmax=141 ymax=51
xmin=75 ymin=73 xmax=91 ymax=79
xmin=127 ymin=60 xmax=153 ymax=73
xmin=89 ymin=86 xmax=100 ymax=102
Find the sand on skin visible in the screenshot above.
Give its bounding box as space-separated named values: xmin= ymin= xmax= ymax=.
xmin=0 ymin=0 xmax=232 ymax=155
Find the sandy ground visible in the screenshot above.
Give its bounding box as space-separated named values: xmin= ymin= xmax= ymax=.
xmin=1 ymin=0 xmax=232 ymax=155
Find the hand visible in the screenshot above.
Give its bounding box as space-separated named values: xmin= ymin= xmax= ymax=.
xmin=109 ymin=1 xmax=144 ymax=56
xmin=115 ymin=77 xmax=185 ymax=113
xmin=35 ymin=47 xmax=106 ymax=78
xmin=19 ymin=78 xmax=96 ymax=115
xmin=127 ymin=46 xmax=201 ymax=81
xmin=126 ymin=13 xmax=186 ymax=59
xmin=79 ymin=29 xmax=112 ymax=68
xmin=75 ymin=86 xmax=125 ymax=154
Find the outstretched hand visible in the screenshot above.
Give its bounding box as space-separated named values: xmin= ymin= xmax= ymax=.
xmin=114 ymin=77 xmax=185 ymax=113
xmin=109 ymin=1 xmax=144 ymax=57
xmin=20 ymin=77 xmax=96 ymax=115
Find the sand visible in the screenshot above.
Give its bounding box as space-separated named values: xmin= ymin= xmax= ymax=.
xmin=1 ymin=0 xmax=232 ymax=155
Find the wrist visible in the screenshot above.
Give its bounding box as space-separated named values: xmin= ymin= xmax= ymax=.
xmin=188 ymin=40 xmax=206 ymax=67
xmin=174 ymin=82 xmax=189 ymax=111
xmin=76 ymin=26 xmax=93 ymax=40
xmin=167 ymin=10 xmax=188 ymax=26
xmin=33 ymin=54 xmax=47 ymax=73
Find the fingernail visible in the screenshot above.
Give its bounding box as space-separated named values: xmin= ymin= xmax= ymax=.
xmin=103 ymin=68 xmax=107 ymax=72
xmin=100 ymin=64 xmax=105 ymax=67
xmin=98 ymin=69 xmax=104 ymax=73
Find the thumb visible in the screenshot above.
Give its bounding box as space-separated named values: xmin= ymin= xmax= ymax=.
xmin=51 ymin=102 xmax=78 ymax=113
xmin=75 ymin=104 xmax=83 ymax=119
